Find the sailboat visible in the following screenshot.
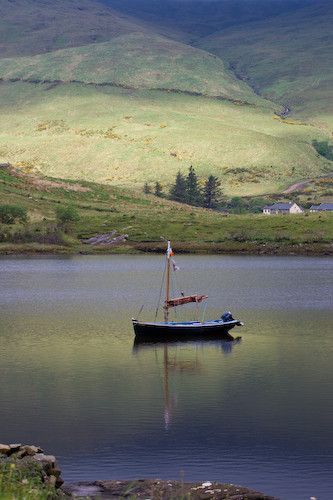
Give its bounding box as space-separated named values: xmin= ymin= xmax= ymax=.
xmin=132 ymin=241 xmax=243 ymax=338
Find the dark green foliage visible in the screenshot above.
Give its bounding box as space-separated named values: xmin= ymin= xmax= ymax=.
xmin=154 ymin=181 xmax=163 ymax=197
xmin=0 ymin=222 xmax=67 ymax=245
xmin=186 ymin=166 xmax=202 ymax=206
xmin=56 ymin=205 xmax=80 ymax=231
xmin=0 ymin=225 xmax=10 ymax=242
xmin=143 ymin=182 xmax=151 ymax=194
xmin=169 ymin=171 xmax=187 ymax=202
xmin=226 ymin=196 xmax=273 ymax=213
xmin=312 ymin=140 xmax=333 ymax=161
xmin=204 ymin=175 xmax=221 ymax=209
xmin=227 ymin=196 xmax=246 ymax=213
xmin=169 ymin=167 xmax=223 ymax=209
xmin=14 ymin=225 xmax=65 ymax=245
xmin=247 ymin=197 xmax=271 ymax=213
xmin=0 ymin=204 xmax=27 ymax=224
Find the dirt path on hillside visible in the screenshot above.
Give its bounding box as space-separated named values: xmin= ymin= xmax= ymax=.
xmin=283 ymin=179 xmax=312 ymax=194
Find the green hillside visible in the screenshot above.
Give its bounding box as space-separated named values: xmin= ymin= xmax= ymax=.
xmin=0 ymin=32 xmax=264 ymax=103
xmin=199 ymin=0 xmax=333 ymax=125
xmin=0 ymin=82 xmax=330 ymax=196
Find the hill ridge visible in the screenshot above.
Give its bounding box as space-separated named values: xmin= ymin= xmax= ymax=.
xmin=0 ymin=32 xmax=266 ymax=104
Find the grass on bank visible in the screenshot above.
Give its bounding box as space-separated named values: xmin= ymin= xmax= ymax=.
xmin=0 ymin=461 xmax=54 ymax=500
xmin=0 ymin=166 xmax=333 ymax=255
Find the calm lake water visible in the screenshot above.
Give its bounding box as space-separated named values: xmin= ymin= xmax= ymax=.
xmin=1 ymin=255 xmax=333 ymax=500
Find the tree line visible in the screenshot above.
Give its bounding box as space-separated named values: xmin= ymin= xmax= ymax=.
xmin=143 ymin=166 xmax=222 ymax=209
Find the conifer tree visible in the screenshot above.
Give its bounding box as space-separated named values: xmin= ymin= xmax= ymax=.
xmin=169 ymin=171 xmax=186 ymax=202
xmin=203 ymin=175 xmax=222 ymax=209
xmin=154 ymin=181 xmax=163 ymax=197
xmin=143 ymin=182 xmax=151 ymax=194
xmin=186 ymin=166 xmax=201 ymax=206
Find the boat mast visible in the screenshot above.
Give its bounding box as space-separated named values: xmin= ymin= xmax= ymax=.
xmin=164 ymin=241 xmax=171 ymax=322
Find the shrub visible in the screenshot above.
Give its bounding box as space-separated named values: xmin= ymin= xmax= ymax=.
xmin=0 ymin=204 xmax=28 ymax=224
xmin=11 ymin=224 xmax=66 ymax=245
xmin=312 ymin=140 xmax=333 ymax=161
xmin=55 ymin=205 xmax=80 ymax=231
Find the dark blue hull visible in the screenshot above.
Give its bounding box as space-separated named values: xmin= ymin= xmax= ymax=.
xmin=132 ymin=319 xmax=242 ymax=340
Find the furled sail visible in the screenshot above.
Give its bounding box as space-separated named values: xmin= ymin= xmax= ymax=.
xmin=166 ymin=294 xmax=208 ymax=308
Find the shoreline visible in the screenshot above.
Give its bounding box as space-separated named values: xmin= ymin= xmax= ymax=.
xmin=0 ymin=241 xmax=332 ymax=257
xmin=0 ymin=443 xmax=277 ymax=499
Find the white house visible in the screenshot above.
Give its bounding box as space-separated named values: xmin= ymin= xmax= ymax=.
xmin=263 ymin=202 xmax=304 ymax=215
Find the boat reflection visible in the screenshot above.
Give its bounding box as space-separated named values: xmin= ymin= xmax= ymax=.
xmin=133 ymin=332 xmax=241 ymax=349
xmin=133 ymin=336 xmax=242 ymax=429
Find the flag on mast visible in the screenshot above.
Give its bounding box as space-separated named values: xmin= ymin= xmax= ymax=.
xmin=171 ymin=259 xmax=180 ymax=272
xmin=167 ymin=241 xmax=174 ymax=258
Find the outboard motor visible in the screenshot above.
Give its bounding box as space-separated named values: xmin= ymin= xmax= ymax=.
xmin=221 ymin=311 xmax=234 ymax=322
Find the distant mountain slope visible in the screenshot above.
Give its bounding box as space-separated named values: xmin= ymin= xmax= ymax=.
xmin=105 ymin=0 xmax=313 ymax=39
xmin=0 ymin=0 xmax=151 ymax=57
xmin=199 ymin=0 xmax=333 ymax=122
xmin=0 ymin=32 xmax=265 ymax=103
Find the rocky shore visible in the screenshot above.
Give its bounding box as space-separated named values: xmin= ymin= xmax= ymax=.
xmin=0 ymin=443 xmax=276 ymax=499
xmin=63 ymin=479 xmax=276 ymax=499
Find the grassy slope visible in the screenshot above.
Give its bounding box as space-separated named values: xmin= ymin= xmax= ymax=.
xmin=199 ymin=0 xmax=333 ymax=125
xmin=0 ymin=32 xmax=264 ymax=103
xmin=1 ymin=166 xmax=332 ymax=255
xmin=0 ymin=82 xmax=330 ymax=196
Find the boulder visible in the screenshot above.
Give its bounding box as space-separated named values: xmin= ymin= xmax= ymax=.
xmin=33 ymin=453 xmax=56 ymax=474
xmin=9 ymin=443 xmax=21 ymax=452
xmin=0 ymin=444 xmax=11 ymax=455
xmin=16 ymin=445 xmax=43 ymax=459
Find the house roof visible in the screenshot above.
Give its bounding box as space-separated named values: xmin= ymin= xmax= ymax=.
xmin=263 ymin=202 xmax=294 ymax=210
xmin=311 ymin=203 xmax=333 ymax=211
